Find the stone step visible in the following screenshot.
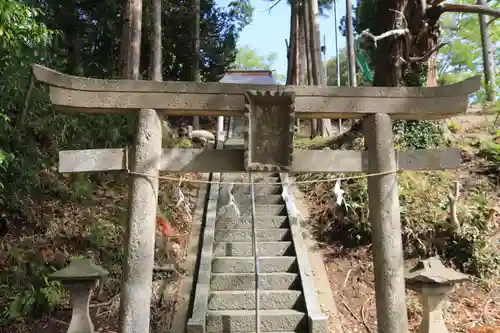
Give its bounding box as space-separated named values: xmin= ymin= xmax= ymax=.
xmin=224 ymin=196 xmax=283 ymax=211
xmin=206 ymin=309 xmax=307 ymax=332
xmin=210 ymin=273 xmax=300 ymax=291
xmin=253 ymin=184 xmax=282 ymax=195
xmin=213 ymin=241 xmax=294 ymax=256
xmin=252 ymin=176 xmax=280 ymax=184
xmin=239 ymin=204 xmax=286 ymax=216
xmin=214 ymin=228 xmax=291 ymax=242
xmin=230 ymin=185 xmax=282 ymax=198
xmin=211 ymin=256 xmax=297 ymax=273
xmin=208 ymin=290 xmax=304 ymax=311
xmin=216 ymin=216 xmax=289 ymax=229
xmin=221 ymin=173 xmax=279 ymax=181
xmin=254 ymin=194 xmax=283 ymax=204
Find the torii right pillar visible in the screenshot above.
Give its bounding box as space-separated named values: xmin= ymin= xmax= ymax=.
xmin=364 ymin=113 xmax=408 ymax=333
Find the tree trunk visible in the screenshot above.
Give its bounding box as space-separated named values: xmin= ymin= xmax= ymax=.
xmin=149 ymin=0 xmax=162 ymax=81
xmin=120 ymin=0 xmax=142 ymax=79
xmin=302 ymin=2 xmax=313 ymax=87
xmin=286 ymin=0 xmax=299 ymax=86
xmin=307 ymin=0 xmax=333 ymax=137
xmin=427 ymin=57 xmax=437 ymax=87
xmin=191 ymin=0 xmax=201 ymax=129
xmin=300 ymin=1 xmax=317 ymax=138
xmin=297 ymin=7 xmax=307 ymax=86
xmin=288 ymin=0 xmax=300 ymax=131
xmin=477 ymin=0 xmax=496 ymax=101
xmin=61 ymin=5 xmax=83 ymax=76
xmin=307 ymin=0 xmax=323 ymax=85
xmin=372 ymin=0 xmax=408 ymax=87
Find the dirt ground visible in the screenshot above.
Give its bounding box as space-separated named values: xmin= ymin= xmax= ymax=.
xmin=322 ymin=246 xmax=499 ymax=333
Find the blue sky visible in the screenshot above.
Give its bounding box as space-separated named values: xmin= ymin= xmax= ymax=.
xmin=215 ymin=0 xmax=347 ymax=77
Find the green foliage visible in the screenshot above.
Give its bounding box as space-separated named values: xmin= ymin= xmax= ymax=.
xmin=478 ymin=140 xmax=500 ymax=164
xmin=232 ymin=45 xmax=285 ymax=82
xmin=447 ymin=122 xmax=463 ymax=134
xmin=233 ymin=45 xmax=278 ymax=70
xmin=438 ymin=1 xmax=500 ymax=102
xmin=0 ymin=0 xmax=53 ymax=64
xmin=327 ymin=50 xmax=446 ymax=149
xmin=2 ymin=278 xmax=63 ymax=323
xmin=325 ymin=47 xmax=370 ymax=86
xmin=393 ymin=120 xmax=446 ymax=150
xmin=342 ymin=0 xmax=499 ymax=101
xmin=0 ymin=0 xmax=250 ymax=326
xmin=334 ymin=0 xmax=447 ymax=149
xmin=263 ymin=0 xmax=337 ymax=16
xmin=298 ymin=170 xmax=500 ymax=278
xmin=0 ymin=0 xmax=53 ymax=167
xmin=227 ymin=0 xmax=255 ymax=29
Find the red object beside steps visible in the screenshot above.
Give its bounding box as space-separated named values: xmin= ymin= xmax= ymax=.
xmin=156 ymin=215 xmax=178 ymax=237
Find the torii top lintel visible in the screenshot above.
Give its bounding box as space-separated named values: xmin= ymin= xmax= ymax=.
xmin=32 ymin=64 xmax=480 ymax=120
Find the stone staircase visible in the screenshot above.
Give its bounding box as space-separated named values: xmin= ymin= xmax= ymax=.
xmin=188 ymin=171 xmax=327 ymax=333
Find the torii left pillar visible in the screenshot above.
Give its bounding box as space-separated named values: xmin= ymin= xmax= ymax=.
xmin=118 ymin=109 xmax=162 ymax=333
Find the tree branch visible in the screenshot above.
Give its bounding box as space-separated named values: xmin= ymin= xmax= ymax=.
xmin=359 ymin=28 xmax=410 ymax=47
xmin=447 ymin=181 xmax=461 ymax=233
xmin=409 ymin=43 xmax=447 ymax=63
xmin=439 ymin=3 xmax=500 ymax=18
xmin=431 ymin=0 xmax=447 ymax=6
xmin=263 ymin=0 xmax=283 ymax=13
xmin=487 ymin=17 xmax=498 ymax=25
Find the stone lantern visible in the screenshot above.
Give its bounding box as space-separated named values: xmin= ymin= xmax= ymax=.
xmin=405 ymin=256 xmax=469 ymax=333
xmin=49 ymin=258 xmax=108 ymax=333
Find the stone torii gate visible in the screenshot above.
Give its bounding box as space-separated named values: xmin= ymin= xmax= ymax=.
xmin=32 ymin=64 xmax=480 ymax=333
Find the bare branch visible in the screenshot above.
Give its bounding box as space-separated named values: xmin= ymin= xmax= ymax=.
xmin=409 ymin=42 xmax=447 ymax=63
xmin=432 ymin=0 xmax=447 ymax=6
xmin=359 ymin=28 xmax=410 ymax=47
xmin=447 ymin=181 xmax=461 ymax=233
xmin=487 ymin=17 xmax=498 ymax=25
xmin=439 ymin=3 xmax=500 ymax=18
xmin=262 ymin=0 xmax=284 ymax=13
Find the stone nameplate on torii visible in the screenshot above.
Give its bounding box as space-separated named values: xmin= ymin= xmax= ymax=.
xmin=31 ymin=63 xmax=481 ymax=333
xmin=243 ymin=90 xmax=295 ymax=172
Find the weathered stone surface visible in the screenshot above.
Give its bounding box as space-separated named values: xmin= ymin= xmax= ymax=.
xmin=188 ymin=173 xmax=221 ymax=330
xmin=49 ymin=259 xmax=107 ymax=333
xmin=118 ymin=108 xmax=162 ymax=333
xmin=33 ymin=64 xmax=481 ymax=120
xmin=405 ymin=256 xmax=470 ymax=285
xmin=208 ymin=290 xmax=304 ymax=310
xmin=214 ymin=229 xmax=291 ymax=242
xmin=244 ymin=90 xmax=295 ymax=172
xmin=406 ymin=258 xmax=470 ymax=333
xmin=215 ymin=216 xmax=289 ymax=229
xmin=412 ymin=284 xmax=455 ymax=333
xmin=210 ymin=272 xmax=300 ymax=291
xmin=205 ymin=309 xmax=307 ymax=332
xmin=364 ymin=114 xmax=408 ymax=333
xmin=238 ymin=204 xmax=287 ymax=216
xmin=65 ymin=282 xmax=97 ymax=333
xmin=280 ymin=173 xmax=329 ymax=333
xmin=254 ymin=194 xmax=283 ymax=204
xmin=58 ymin=147 xmax=462 ymax=173
xmin=49 ymin=258 xmax=108 ymax=281
xmin=211 ymin=256 xmax=297 ymax=273
xmin=212 ymin=241 xmax=294 ymax=257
